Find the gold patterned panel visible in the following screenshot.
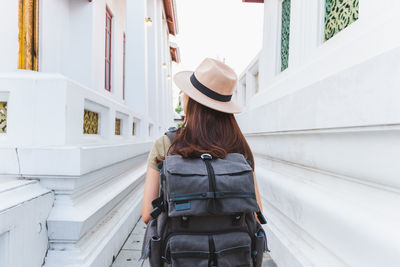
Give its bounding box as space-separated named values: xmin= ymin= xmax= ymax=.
xmin=83 ymin=109 xmax=99 ymax=134
xmin=115 ymin=118 xmax=121 ymax=135
xmin=132 ymin=122 xmax=136 ymax=136
xmin=0 ymin=102 xmax=7 ymax=133
xmin=18 ymin=0 xmax=39 ymax=70
xmin=325 ymin=0 xmax=359 ymax=41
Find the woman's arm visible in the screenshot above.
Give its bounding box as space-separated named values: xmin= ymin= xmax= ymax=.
xmin=141 ymin=165 xmax=161 ymax=224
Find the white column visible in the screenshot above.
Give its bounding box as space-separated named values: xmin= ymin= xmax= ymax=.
xmin=258 ymin=0 xmax=281 ymax=90
xmin=155 ymin=0 xmax=164 ymax=134
xmin=0 ymin=0 xmax=18 ymax=72
xmin=41 ymin=0 xmax=95 ymax=88
xmin=289 ymin=0 xmax=322 ymax=68
xmin=146 ymin=0 xmax=159 ymax=130
xmin=125 ymin=0 xmax=148 ymax=137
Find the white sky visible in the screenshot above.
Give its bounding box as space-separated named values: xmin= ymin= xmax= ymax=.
xmin=171 ymin=0 xmax=265 ymax=108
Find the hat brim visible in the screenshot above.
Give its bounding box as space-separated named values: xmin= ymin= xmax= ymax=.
xmin=173 ymin=71 xmax=244 ymax=114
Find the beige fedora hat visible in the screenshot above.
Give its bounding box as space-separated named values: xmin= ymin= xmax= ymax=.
xmin=173 ymin=58 xmax=244 ymax=114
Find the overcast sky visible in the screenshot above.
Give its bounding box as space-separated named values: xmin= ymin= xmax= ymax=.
xmin=171 ymin=0 xmax=264 ymax=108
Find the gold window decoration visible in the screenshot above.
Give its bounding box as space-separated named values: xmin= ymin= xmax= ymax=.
xmin=18 ymin=0 xmax=39 ymax=71
xmin=83 ymin=109 xmax=99 ymax=134
xmin=325 ymin=0 xmax=359 ymax=41
xmin=115 ymin=118 xmax=121 ymax=135
xmin=0 ymin=102 xmax=7 ymax=133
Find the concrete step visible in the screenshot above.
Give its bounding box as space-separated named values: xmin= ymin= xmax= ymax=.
xmin=46 ymin=155 xmax=147 ymax=243
xmin=43 ymin=176 xmax=145 ymax=267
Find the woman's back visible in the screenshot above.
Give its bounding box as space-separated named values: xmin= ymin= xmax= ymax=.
xmin=140 ymin=57 xmax=266 ymax=266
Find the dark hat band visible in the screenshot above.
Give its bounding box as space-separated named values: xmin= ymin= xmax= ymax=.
xmin=190 ymin=73 xmax=232 ymax=102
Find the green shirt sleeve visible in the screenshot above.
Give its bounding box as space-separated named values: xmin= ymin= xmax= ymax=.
xmin=147 ymin=135 xmax=172 ymax=171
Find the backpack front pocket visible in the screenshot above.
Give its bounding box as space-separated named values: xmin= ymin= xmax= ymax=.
xmin=164 ymin=154 xmax=258 ymax=217
xmin=164 ymin=231 xmax=252 ymax=267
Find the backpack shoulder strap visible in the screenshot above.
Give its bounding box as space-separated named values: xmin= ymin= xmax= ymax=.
xmin=164 ymin=126 xmax=177 ymax=143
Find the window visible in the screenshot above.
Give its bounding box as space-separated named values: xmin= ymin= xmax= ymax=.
xmin=242 ymin=82 xmax=247 ymax=106
xmin=0 ymin=102 xmax=7 ymax=133
xmin=105 ymin=7 xmax=113 ymax=91
xmin=83 ymin=109 xmax=99 ymax=134
xmin=280 ymin=0 xmax=291 ymax=72
xmin=115 ymin=118 xmax=121 ymax=135
xmin=123 ymin=32 xmax=126 ymax=99
xmin=254 ymin=72 xmax=259 ymax=94
xmin=18 ymin=0 xmax=39 ymax=71
xmin=324 ymin=0 xmax=359 ymax=41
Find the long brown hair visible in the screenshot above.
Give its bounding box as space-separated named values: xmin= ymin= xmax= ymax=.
xmin=157 ymin=96 xmax=255 ymax=171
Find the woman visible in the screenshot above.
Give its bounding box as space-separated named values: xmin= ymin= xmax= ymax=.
xmin=141 ymin=57 xmax=263 ymax=224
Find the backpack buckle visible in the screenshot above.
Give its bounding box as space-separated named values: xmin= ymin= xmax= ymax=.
xmin=256 ymin=211 xmax=267 ymax=224
xmin=231 ymin=213 xmax=242 ymax=226
xmin=180 ymin=215 xmax=190 ymax=227
xmin=200 ymin=153 xmax=212 ymax=160
xmin=150 ymin=197 xmax=166 ymax=219
xmin=251 ymin=250 xmax=258 ymax=265
xmin=157 ymin=162 xmax=163 ymax=170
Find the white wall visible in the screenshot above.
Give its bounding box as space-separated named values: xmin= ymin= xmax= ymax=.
xmin=0 ymin=0 xmax=177 ymax=265
xmin=237 ymin=1 xmax=400 ymax=266
xmin=0 ymin=0 xmax=19 ymax=72
xmin=0 ymin=0 xmax=175 ymax=140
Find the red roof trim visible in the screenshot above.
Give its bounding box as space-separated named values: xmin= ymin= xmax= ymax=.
xmin=242 ymin=0 xmax=264 ymax=3
xmin=163 ymin=0 xmax=178 ymax=36
xmin=170 ymin=43 xmax=180 ymax=63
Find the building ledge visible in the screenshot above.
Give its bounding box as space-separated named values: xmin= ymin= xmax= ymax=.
xmin=0 ymin=141 xmax=152 ymax=176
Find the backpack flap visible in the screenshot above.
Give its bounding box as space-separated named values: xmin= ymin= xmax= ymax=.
xmin=162 ymin=153 xmax=258 ymax=217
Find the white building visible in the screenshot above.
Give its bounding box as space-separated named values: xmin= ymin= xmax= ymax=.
xmin=0 ymin=0 xmax=179 ymax=266
xmin=237 ymin=0 xmax=400 ymax=267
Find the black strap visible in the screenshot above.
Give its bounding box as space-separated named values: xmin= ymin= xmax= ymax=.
xmin=256 ymin=209 xmax=267 ymax=224
xmin=150 ymin=196 xmax=166 ymax=219
xmin=208 ymin=235 xmax=217 ymax=267
xmin=190 ymin=73 xmax=232 ymax=102
xmin=164 ymin=127 xmax=177 ymax=156
xmin=202 ymin=158 xmax=218 ymax=215
xmin=164 ymin=127 xmax=177 ymax=144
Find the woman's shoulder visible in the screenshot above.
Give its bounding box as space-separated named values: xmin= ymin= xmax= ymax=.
xmin=154 ymin=134 xmax=172 ymax=145
xmin=152 ymin=134 xmax=172 ymax=153
xmin=147 ymin=134 xmax=172 ymax=170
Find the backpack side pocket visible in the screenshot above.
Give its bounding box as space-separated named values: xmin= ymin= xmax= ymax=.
xmin=149 ymin=235 xmax=162 ymax=267
xmin=253 ymin=225 xmax=270 ymax=267
xmin=140 ymin=218 xmax=158 ymax=261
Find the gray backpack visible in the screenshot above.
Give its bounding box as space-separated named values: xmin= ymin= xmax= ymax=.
xmin=140 ymin=128 xmax=269 ymax=267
